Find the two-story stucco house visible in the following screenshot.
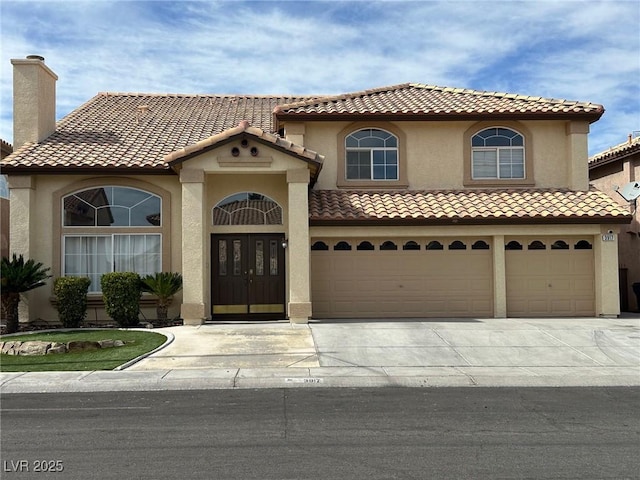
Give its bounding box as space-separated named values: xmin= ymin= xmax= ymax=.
xmin=2 ymin=56 xmax=631 ymax=326
xmin=589 ymin=134 xmax=640 ymax=311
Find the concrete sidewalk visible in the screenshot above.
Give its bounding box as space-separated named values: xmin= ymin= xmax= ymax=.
xmin=1 ymin=316 xmax=639 ymax=393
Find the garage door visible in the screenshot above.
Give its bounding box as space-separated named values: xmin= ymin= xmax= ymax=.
xmin=506 ymin=237 xmax=595 ymax=316
xmin=311 ymin=238 xmax=493 ymax=318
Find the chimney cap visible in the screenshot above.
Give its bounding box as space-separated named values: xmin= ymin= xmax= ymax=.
xmin=26 ymin=55 xmax=45 ymax=61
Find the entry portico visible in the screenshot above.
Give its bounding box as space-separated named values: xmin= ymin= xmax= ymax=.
xmin=164 ymin=121 xmax=323 ymax=325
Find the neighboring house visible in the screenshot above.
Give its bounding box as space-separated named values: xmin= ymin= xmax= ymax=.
xmin=1 ymin=56 xmax=631 ymax=325
xmin=589 ymin=134 xmax=640 ymax=311
xmin=0 ymin=138 xmax=11 ymax=260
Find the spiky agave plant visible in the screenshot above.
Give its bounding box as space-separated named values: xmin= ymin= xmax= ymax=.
xmin=1 ymin=254 xmax=51 ymax=333
xmin=140 ymin=272 xmax=183 ymax=325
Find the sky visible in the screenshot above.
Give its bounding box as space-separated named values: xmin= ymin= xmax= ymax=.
xmin=1 ymin=0 xmax=639 ymax=160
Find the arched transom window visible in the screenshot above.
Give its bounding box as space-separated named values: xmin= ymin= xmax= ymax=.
xmin=64 ymin=186 xmax=161 ymax=226
xmin=213 ymin=192 xmax=282 ymax=225
xmin=346 ymin=128 xmax=398 ymax=180
xmin=471 ymin=127 xmax=524 ymax=179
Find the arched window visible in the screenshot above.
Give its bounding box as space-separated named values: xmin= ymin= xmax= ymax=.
xmin=551 ymin=240 xmax=569 ymax=250
xmin=311 ymin=241 xmax=329 ymax=251
xmin=471 ymin=127 xmax=524 ymax=179
xmin=357 ymin=241 xmax=375 ymax=251
xmin=334 ymin=241 xmax=352 ymax=251
xmin=380 ymin=240 xmax=398 ymax=251
xmin=345 ymin=128 xmax=398 ymax=180
xmin=426 ymin=241 xmax=444 ymax=251
xmin=213 ymin=192 xmax=282 ymax=225
xmin=471 ymin=240 xmax=490 ymax=250
xmin=62 ymin=186 xmax=162 ymax=292
xmin=449 ymin=240 xmax=467 ymax=250
xmin=403 ymin=241 xmax=421 ymax=251
xmin=575 ymin=240 xmax=593 ymax=250
xmin=528 ymin=240 xmax=546 ymax=250
xmin=63 ymin=186 xmax=161 ymax=227
xmin=505 ymin=241 xmax=523 ymax=250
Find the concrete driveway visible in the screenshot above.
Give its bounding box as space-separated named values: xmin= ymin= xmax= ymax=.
xmin=2 ymin=315 xmax=638 ymax=392
xmin=124 ymin=315 xmax=640 ymax=387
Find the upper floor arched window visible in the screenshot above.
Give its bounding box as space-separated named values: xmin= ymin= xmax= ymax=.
xmin=63 ymin=186 xmax=161 ymax=227
xmin=213 ymin=192 xmax=282 ymax=225
xmin=471 ymin=127 xmax=525 ymax=180
xmin=345 ymin=128 xmax=398 ymax=180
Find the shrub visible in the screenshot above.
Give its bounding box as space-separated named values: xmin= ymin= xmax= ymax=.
xmin=53 ymin=277 xmax=91 ymax=328
xmin=101 ymin=272 xmax=141 ymax=327
xmin=140 ymin=272 xmax=183 ymax=325
xmin=1 ymin=254 xmax=51 ymax=334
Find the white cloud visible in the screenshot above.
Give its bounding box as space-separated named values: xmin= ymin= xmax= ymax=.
xmin=0 ymin=0 xmax=638 ymax=156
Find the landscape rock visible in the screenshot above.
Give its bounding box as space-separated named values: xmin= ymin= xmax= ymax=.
xmin=47 ymin=342 xmax=68 ymax=354
xmin=67 ymin=340 xmax=102 ymax=353
xmin=1 ymin=339 xmax=125 ymax=356
xmin=1 ymin=341 xmax=22 ymax=355
xmin=18 ymin=341 xmax=51 ymax=356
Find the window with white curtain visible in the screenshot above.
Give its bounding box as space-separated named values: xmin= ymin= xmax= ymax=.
xmin=471 ymin=127 xmax=525 ymax=179
xmin=62 ymin=186 xmax=162 ymax=292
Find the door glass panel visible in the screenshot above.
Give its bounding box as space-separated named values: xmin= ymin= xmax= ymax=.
xmin=218 ymin=240 xmax=227 ymax=276
xmin=255 ymin=240 xmax=264 ymax=276
xmin=269 ymin=240 xmax=278 ymax=275
xmin=233 ymin=240 xmax=242 ymax=276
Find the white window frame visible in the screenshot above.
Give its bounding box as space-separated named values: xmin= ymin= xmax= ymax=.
xmin=345 ymin=129 xmax=399 ymax=181
xmin=471 ymin=128 xmax=525 ymax=180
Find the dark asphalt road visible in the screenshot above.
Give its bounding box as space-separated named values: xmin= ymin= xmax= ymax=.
xmin=1 ymin=387 xmax=639 ymax=479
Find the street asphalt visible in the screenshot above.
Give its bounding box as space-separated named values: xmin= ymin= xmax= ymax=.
xmin=1 ymin=314 xmax=639 ymax=393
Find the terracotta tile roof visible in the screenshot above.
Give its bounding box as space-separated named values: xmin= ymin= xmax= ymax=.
xmin=1 ymin=92 xmax=311 ymax=173
xmin=275 ymin=83 xmax=604 ymax=120
xmin=309 ymin=189 xmax=631 ymax=225
xmin=589 ymin=134 xmax=640 ymax=168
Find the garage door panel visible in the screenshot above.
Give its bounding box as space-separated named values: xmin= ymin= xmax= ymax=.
xmin=312 ymin=238 xmax=493 ymax=318
xmin=506 ymin=237 xmax=594 ymax=317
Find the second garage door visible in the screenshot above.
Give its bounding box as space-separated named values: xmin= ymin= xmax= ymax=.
xmin=311 ymin=238 xmax=493 ymax=318
xmin=505 ymin=237 xmax=595 ymax=316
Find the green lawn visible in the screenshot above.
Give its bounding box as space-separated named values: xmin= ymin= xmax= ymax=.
xmin=0 ymin=330 xmax=167 ymax=372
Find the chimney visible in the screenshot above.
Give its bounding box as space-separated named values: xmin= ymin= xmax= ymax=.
xmin=11 ymin=55 xmax=58 ymax=148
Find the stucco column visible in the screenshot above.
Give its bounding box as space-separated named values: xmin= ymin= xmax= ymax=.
xmin=7 ymin=175 xmax=35 ymax=321
xmin=287 ymin=168 xmax=312 ymax=323
xmin=566 ymin=121 xmax=590 ymax=191
xmin=180 ymin=169 xmax=206 ymax=325
xmin=492 ymin=235 xmax=507 ymax=318
xmin=594 ymin=229 xmax=620 ymax=317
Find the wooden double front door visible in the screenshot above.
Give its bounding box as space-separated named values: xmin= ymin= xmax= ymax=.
xmin=211 ymin=234 xmax=286 ymax=320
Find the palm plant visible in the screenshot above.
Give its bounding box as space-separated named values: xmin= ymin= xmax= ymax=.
xmin=140 ymin=272 xmax=183 ymax=325
xmin=1 ymin=254 xmax=51 ymax=334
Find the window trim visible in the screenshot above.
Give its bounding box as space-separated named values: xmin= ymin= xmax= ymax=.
xmin=463 ymin=121 xmax=534 ymax=187
xmin=337 ymin=122 xmax=408 ymax=188
xmin=52 ymin=178 xmax=171 ymax=283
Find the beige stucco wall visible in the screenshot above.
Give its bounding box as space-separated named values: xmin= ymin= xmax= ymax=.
xmin=303 ymin=120 xmax=588 ymax=190
xmin=8 ymin=173 xmax=183 ymax=323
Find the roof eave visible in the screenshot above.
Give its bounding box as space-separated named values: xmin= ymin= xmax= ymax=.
xmin=309 ymin=215 xmax=631 ymax=227
xmin=276 ymin=111 xmax=604 ymax=123
xmin=0 ymin=166 xmax=175 ymax=175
